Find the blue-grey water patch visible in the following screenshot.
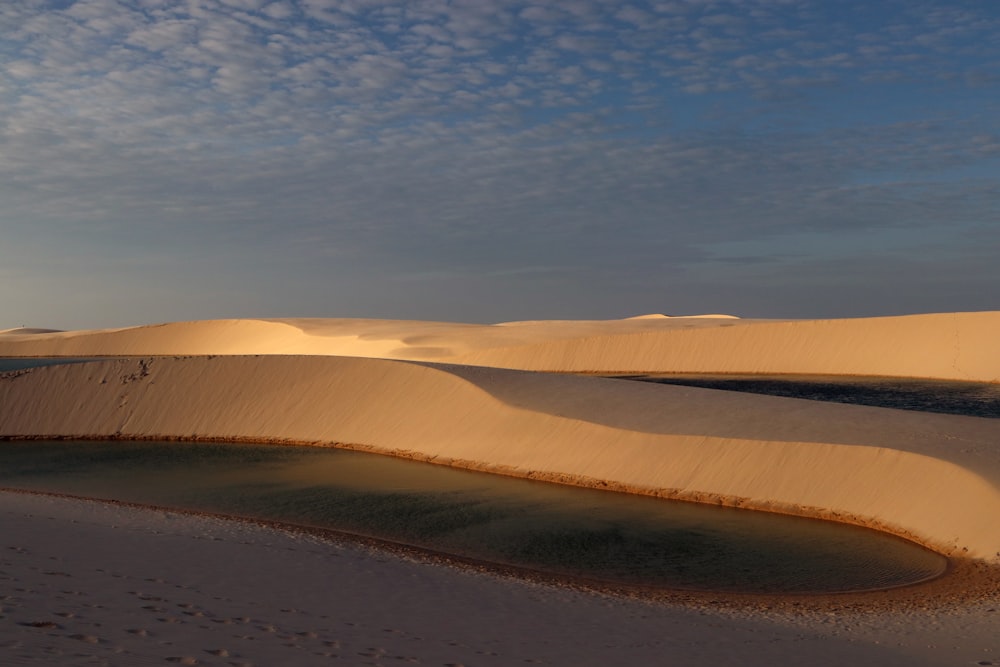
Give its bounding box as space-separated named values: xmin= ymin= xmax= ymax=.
xmin=0 ymin=440 xmax=947 ymax=594
xmin=619 ymin=374 xmax=1000 ymax=418
xmin=0 ymin=357 xmax=103 ymax=372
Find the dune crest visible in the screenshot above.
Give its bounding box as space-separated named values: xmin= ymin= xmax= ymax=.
xmin=1 ymin=311 xmax=997 ymax=381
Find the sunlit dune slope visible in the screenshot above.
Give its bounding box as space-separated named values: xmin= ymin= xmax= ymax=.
xmin=1 ymin=311 xmax=998 ymax=381
xmin=2 ymin=355 xmax=999 ymax=560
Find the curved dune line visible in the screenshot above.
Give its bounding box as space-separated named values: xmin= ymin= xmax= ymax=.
xmin=2 ymin=356 xmax=999 ymax=560
xmin=444 ymin=312 xmax=1000 ymax=380
xmin=1 ymin=312 xmax=998 ymax=381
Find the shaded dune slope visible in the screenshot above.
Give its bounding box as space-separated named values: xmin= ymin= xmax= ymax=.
xmin=2 ymin=355 xmax=999 ymax=560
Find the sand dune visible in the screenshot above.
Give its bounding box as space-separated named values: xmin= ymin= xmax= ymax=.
xmin=3 ymin=312 xmax=1000 ymax=665
xmin=2 ymin=311 xmax=998 ymax=381
xmin=449 ymin=311 xmax=1000 ymax=379
xmin=2 ymin=354 xmax=999 ymax=560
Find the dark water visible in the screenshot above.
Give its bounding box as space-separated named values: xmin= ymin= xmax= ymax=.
xmin=0 ymin=440 xmax=946 ymax=594
xmin=0 ymin=358 xmax=101 ymax=372
xmin=620 ymin=374 xmax=1000 ymax=418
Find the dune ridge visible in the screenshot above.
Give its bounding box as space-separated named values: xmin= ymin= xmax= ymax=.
xmin=2 ymin=355 xmax=999 ymax=560
xmin=1 ymin=311 xmax=998 ymax=381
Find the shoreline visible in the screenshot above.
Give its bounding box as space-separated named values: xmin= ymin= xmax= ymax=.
xmin=3 ymin=489 xmax=998 ymax=667
xmin=0 ymin=432 xmax=969 ymax=561
xmin=3 ymin=486 xmax=992 ymax=612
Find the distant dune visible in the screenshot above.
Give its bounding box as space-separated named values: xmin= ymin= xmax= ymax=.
xmin=2 ymin=311 xmax=998 ymax=381
xmin=0 ymin=327 xmax=65 ymax=335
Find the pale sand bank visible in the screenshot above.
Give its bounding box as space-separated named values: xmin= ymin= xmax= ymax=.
xmin=2 ymin=311 xmax=998 ymax=381
xmin=2 ymin=355 xmax=1000 ymax=560
xmin=3 ymin=491 xmax=998 ymax=667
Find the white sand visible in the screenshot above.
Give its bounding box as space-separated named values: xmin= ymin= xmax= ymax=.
xmin=1 ymin=311 xmax=998 ymax=380
xmin=3 ymin=492 xmax=997 ymax=667
xmin=2 ymin=312 xmax=1000 ymax=665
xmin=2 ymin=355 xmax=999 ymax=558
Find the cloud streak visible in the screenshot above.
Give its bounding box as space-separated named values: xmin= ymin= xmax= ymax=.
xmin=1 ymin=0 xmax=998 ymax=326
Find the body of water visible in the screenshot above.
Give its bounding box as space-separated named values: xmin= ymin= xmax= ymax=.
xmin=0 ymin=357 xmax=102 ymax=372
xmin=618 ymin=374 xmax=1000 ymax=418
xmin=0 ymin=440 xmax=946 ymax=594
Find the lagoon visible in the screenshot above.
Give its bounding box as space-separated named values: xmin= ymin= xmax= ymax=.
xmin=0 ymin=439 xmax=947 ymax=594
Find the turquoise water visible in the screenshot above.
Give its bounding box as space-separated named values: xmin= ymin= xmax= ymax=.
xmin=0 ymin=440 xmax=947 ymax=594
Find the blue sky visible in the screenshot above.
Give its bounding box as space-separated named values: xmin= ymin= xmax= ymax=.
xmin=1 ymin=0 xmax=998 ymax=328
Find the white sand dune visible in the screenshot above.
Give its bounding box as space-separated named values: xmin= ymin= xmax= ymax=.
xmin=2 ymin=353 xmax=999 ymax=560
xmin=2 ymin=311 xmax=998 ymax=380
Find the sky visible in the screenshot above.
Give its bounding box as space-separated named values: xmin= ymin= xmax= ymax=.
xmin=1 ymin=0 xmax=998 ymax=329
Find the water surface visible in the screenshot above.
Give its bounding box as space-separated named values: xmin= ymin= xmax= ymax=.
xmin=0 ymin=357 xmax=101 ymax=372
xmin=620 ymin=374 xmax=1000 ymax=418
xmin=0 ymin=440 xmax=946 ymax=594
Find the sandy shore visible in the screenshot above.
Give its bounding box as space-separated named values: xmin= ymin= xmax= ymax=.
xmin=2 ymin=313 xmax=1000 ymax=665
xmin=3 ymin=491 xmax=998 ymax=667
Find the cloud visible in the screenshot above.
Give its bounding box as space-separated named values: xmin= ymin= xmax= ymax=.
xmin=0 ymin=0 xmax=998 ymax=325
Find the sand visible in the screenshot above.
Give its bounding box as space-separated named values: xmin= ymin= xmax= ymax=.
xmin=1 ymin=311 xmax=998 ymax=380
xmin=2 ymin=312 xmax=1000 ymax=665
xmin=3 ymin=492 xmax=998 ymax=667
xmin=2 ymin=354 xmax=999 ymax=558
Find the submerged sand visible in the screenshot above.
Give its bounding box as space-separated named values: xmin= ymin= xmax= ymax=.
xmin=2 ymin=312 xmax=1000 ymax=665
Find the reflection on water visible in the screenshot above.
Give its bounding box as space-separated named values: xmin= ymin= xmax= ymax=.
xmin=622 ymin=374 xmax=1000 ymax=418
xmin=0 ymin=440 xmax=947 ymax=594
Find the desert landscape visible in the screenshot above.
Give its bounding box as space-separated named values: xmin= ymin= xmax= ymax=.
xmin=2 ymin=312 xmax=1000 ymax=666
